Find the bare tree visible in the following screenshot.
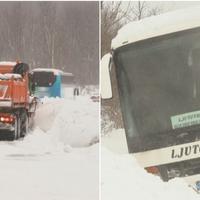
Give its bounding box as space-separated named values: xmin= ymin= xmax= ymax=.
xmin=101 ymin=1 xmax=131 ymax=56
xmin=127 ymin=1 xmax=162 ymax=21
xmin=130 ymin=1 xmax=147 ymax=20
xmin=0 ymin=2 xmax=99 ymax=85
xmin=39 ymin=2 xmax=57 ymax=67
xmin=147 ymin=7 xmax=162 ymax=17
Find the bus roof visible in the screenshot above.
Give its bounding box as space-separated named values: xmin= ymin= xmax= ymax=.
xmin=112 ymin=6 xmax=200 ymax=50
xmin=32 ymin=68 xmax=73 ymax=76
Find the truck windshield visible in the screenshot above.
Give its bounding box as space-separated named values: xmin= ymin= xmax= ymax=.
xmin=114 ymin=27 xmax=200 ymax=140
xmin=32 ymin=71 xmax=56 ymax=87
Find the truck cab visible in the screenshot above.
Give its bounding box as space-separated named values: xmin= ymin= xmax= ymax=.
xmin=102 ymin=7 xmax=200 ymax=181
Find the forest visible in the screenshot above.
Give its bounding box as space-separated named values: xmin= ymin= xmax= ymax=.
xmin=0 ymin=2 xmax=99 ymax=85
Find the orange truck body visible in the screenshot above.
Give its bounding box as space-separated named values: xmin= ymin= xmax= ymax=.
xmin=0 ymin=62 xmax=29 ymax=108
xmin=0 ymin=62 xmax=37 ymax=140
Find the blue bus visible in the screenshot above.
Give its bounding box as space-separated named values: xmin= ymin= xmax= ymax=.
xmin=31 ymin=68 xmax=75 ymax=98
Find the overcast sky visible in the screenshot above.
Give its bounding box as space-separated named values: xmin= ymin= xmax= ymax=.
xmin=122 ymin=1 xmax=200 ymax=15
xmin=149 ymin=1 xmax=200 ymax=12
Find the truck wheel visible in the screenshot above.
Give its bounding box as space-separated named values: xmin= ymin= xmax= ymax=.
xmin=22 ymin=114 xmax=29 ymax=137
xmin=11 ymin=116 xmax=21 ymax=140
xmin=17 ymin=117 xmax=21 ymax=139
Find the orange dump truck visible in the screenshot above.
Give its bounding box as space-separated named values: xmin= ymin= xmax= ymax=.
xmin=0 ymin=61 xmax=37 ymax=140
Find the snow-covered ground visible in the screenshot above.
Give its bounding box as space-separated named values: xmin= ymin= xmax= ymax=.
xmin=0 ymin=88 xmax=99 ymax=200
xmin=102 ymin=129 xmax=200 ymax=200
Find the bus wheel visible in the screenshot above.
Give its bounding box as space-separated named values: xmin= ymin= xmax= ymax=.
xmin=158 ymin=166 xmax=169 ymax=182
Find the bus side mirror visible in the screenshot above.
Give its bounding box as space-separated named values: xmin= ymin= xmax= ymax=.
xmin=101 ymin=53 xmax=112 ymax=99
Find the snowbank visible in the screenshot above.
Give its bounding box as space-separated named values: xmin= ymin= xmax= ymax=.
xmin=102 ymin=128 xmax=128 ymax=154
xmin=28 ymin=95 xmax=99 ymax=152
xmin=101 ymin=146 xmax=199 ymax=200
xmin=101 ymin=128 xmax=200 ymax=200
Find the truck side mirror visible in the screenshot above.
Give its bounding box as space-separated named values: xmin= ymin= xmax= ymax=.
xmin=101 ymin=53 xmax=112 ymax=99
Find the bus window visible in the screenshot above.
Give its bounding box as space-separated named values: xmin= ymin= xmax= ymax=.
xmin=32 ymin=71 xmax=56 ymax=87
xmin=32 ymin=71 xmax=60 ymax=98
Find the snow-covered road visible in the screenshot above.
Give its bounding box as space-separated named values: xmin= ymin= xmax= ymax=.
xmin=0 ymin=93 xmax=99 ymax=200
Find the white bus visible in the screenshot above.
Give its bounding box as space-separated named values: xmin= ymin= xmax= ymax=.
xmin=102 ymin=7 xmax=200 ymax=181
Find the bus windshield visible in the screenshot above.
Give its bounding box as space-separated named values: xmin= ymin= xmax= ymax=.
xmin=114 ymin=27 xmax=200 ymax=140
xmin=32 ymin=71 xmax=56 ymax=87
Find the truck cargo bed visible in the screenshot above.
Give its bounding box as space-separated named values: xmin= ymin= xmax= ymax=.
xmin=0 ymin=73 xmax=28 ymax=108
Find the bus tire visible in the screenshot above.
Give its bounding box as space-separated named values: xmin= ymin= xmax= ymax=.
xmin=158 ymin=166 xmax=169 ymax=182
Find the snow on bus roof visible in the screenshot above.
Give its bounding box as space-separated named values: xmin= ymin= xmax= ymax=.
xmin=112 ymin=6 xmax=200 ymax=49
xmin=32 ymin=68 xmax=73 ymax=76
xmin=0 ymin=61 xmax=17 ymax=66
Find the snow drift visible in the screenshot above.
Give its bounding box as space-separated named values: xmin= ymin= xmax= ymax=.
xmin=18 ymin=95 xmax=99 ymax=154
xmin=101 ymin=129 xmax=200 ymax=200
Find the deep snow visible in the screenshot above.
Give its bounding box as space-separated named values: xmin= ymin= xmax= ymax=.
xmin=101 ymin=129 xmax=200 ymax=200
xmin=0 ymin=88 xmax=99 ymax=200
